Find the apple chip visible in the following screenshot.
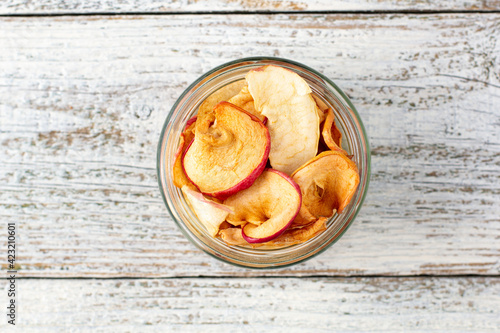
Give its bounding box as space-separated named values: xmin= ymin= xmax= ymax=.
xmin=198 ymin=80 xmax=246 ymax=116
xmin=224 ymin=169 xmax=301 ymax=235
xmin=182 ymin=186 xmax=234 ymax=237
xmin=183 ymin=102 xmax=270 ymax=200
xmin=266 ymin=217 xmax=327 ymax=247
xmin=228 ymin=85 xmax=266 ymax=122
xmin=292 ymin=151 xmax=359 ymax=223
xmin=219 ymin=227 xmax=248 ymax=246
xmin=312 ymin=94 xmax=328 ymax=124
xmin=312 ymin=94 xmax=329 ymax=113
xmin=246 ymin=65 xmax=320 ymax=175
xmin=172 ymin=117 xmax=197 ymax=190
xmin=322 ymin=108 xmax=346 ymax=154
xmin=218 ymin=221 xmax=233 ymax=230
xmin=222 ymin=169 xmax=301 ymax=243
xmin=291 ymin=203 xmax=319 ymax=227
xmin=184 ymin=115 xmax=198 ymax=129
xmin=219 ymin=218 xmax=327 ymax=248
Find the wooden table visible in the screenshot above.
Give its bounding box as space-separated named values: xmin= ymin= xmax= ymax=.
xmin=1 ymin=1 xmax=499 ymax=331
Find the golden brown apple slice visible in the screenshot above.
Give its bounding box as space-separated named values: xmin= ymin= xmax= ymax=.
xmin=227 ymin=85 xmax=266 ymax=123
xmin=182 ymin=186 xmax=234 ymax=237
xmin=182 ymin=102 xmax=270 ymax=200
xmin=172 ymin=117 xmax=197 ymax=190
xmin=291 ymin=151 xmax=360 ymax=222
xmin=246 ymin=65 xmax=321 ymax=175
xmin=322 ymin=108 xmax=346 ymax=154
xmin=222 ymin=169 xmax=301 ymax=243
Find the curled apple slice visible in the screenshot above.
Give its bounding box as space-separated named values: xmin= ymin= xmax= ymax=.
xmin=222 ymin=169 xmax=301 ymax=244
xmin=182 ymin=186 xmax=234 ymax=237
xmin=172 ymin=117 xmax=197 ymax=190
xmin=246 ymin=65 xmax=320 ymax=175
xmin=292 ymin=151 xmax=360 ymax=222
xmin=183 ymin=102 xmax=270 ymax=200
xmin=322 ymin=108 xmax=346 ymax=154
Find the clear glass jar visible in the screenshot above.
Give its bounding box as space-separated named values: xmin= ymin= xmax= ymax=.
xmin=157 ymin=57 xmax=370 ymax=269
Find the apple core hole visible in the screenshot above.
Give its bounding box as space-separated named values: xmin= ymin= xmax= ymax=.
xmin=315 ymin=184 xmax=325 ymax=198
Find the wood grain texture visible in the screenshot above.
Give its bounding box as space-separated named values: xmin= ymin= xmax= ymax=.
xmin=1 ymin=0 xmax=500 ymax=15
xmin=0 ymin=277 xmax=498 ymax=332
xmin=0 ymin=14 xmax=499 ymax=277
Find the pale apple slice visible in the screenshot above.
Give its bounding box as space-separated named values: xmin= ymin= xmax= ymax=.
xmin=227 ymin=85 xmax=266 ymax=123
xmin=322 ymin=108 xmax=346 ymax=154
xmin=246 ymin=65 xmax=320 ymax=175
xmin=182 ymin=101 xmax=270 ymax=200
xmin=291 ymin=151 xmax=360 ymax=221
xmin=172 ymin=118 xmax=197 ymax=190
xmin=222 ymin=169 xmax=301 ymax=243
xmin=182 ymin=186 xmax=234 ymax=237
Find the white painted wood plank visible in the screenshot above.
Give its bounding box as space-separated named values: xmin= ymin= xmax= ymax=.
xmin=1 ymin=0 xmax=499 ymax=14
xmin=0 ymin=277 xmax=498 ymax=332
xmin=0 ymin=14 xmax=499 ymax=277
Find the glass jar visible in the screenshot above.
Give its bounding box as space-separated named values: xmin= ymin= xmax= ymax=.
xmin=157 ymin=57 xmax=370 ymax=269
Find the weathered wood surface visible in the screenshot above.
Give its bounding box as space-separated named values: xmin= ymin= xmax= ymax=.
xmin=0 ymin=277 xmax=498 ymax=332
xmin=1 ymin=0 xmax=499 ymax=15
xmin=1 ymin=14 xmax=499 ymax=278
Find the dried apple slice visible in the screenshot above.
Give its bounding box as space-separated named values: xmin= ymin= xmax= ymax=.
xmin=311 ymin=94 xmax=327 ymax=124
xmin=292 ymin=151 xmax=360 ymax=222
xmin=246 ymin=65 xmax=320 ymax=175
xmin=219 ymin=217 xmax=327 ymax=248
xmin=291 ymin=203 xmax=319 ymax=227
xmin=222 ymin=169 xmax=301 ymax=243
xmin=182 ymin=186 xmax=234 ymax=237
xmin=184 ymin=115 xmax=198 ymax=129
xmin=266 ymin=217 xmax=327 ymax=247
xmin=228 ymin=85 xmax=266 ymax=123
xmin=219 ymin=227 xmax=248 ymax=246
xmin=218 ymin=221 xmax=233 ymax=230
xmin=322 ymin=108 xmax=346 ymax=154
xmin=198 ymin=80 xmax=246 ymax=116
xmin=172 ymin=117 xmax=197 ymax=190
xmin=182 ymin=101 xmax=270 ymax=200
xmin=312 ymin=94 xmax=329 ymax=114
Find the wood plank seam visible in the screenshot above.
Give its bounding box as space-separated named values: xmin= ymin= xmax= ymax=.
xmin=2 ymin=10 xmax=500 ymax=17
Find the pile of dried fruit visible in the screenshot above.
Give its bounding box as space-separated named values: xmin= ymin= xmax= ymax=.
xmin=173 ymin=65 xmax=360 ymax=248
